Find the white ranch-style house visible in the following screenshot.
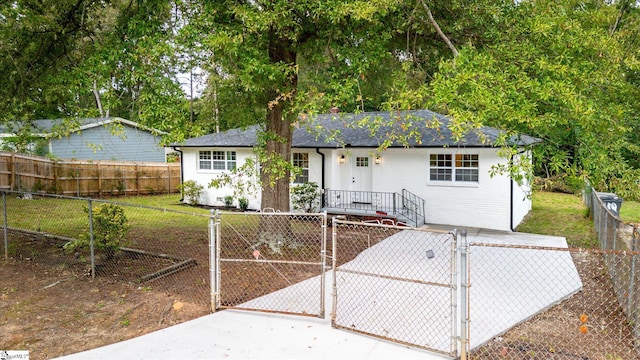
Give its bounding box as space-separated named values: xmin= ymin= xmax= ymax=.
xmin=171 ymin=109 xmax=539 ymax=231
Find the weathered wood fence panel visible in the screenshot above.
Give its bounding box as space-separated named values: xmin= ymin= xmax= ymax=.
xmin=0 ymin=152 xmax=181 ymax=196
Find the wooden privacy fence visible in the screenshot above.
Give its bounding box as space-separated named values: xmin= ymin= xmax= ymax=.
xmin=0 ymin=152 xmax=181 ymax=196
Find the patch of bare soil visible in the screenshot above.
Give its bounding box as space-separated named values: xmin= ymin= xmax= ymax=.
xmin=0 ymin=234 xmax=209 ymax=360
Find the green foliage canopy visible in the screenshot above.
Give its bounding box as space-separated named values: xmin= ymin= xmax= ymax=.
xmin=423 ymin=0 xmax=640 ymax=197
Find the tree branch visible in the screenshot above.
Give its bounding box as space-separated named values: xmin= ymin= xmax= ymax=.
xmin=419 ymin=0 xmax=459 ymax=57
xmin=93 ymin=80 xmax=104 ymax=117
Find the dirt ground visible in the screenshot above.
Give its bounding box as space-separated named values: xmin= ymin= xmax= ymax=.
xmin=0 ymin=232 xmax=210 ymax=360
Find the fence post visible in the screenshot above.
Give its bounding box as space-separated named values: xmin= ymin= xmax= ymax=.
xmin=630 ymin=227 xmax=640 ymax=348
xmin=97 ymin=162 xmax=102 ymax=196
xmin=9 ymin=153 xmax=15 ymax=191
xmin=459 ymin=229 xmax=470 ymax=360
xmin=602 ymin=200 xmax=608 ymax=250
xmin=135 ymin=164 xmax=140 ymax=196
xmin=209 ymin=209 xmax=220 ymax=312
xmin=16 ymin=161 xmax=21 ymax=191
xmin=3 ymin=192 xmax=8 ymax=261
xmin=610 ymin=217 xmax=618 ymax=282
xmin=166 ymin=164 xmax=171 ymax=194
xmin=319 ymin=212 xmax=328 ymax=318
xmin=88 ymin=199 xmax=95 ymax=280
xmin=331 ymin=216 xmax=339 ymax=325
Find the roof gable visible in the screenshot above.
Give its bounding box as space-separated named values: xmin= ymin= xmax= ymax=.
xmin=0 ymin=117 xmax=166 ymax=137
xmin=175 ymin=109 xmax=539 ymax=148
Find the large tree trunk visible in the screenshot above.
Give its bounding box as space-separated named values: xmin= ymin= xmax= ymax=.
xmin=255 ymin=31 xmax=298 ymax=254
xmin=260 ymin=32 xmax=297 ymax=212
xmin=260 ymin=101 xmax=293 ymax=212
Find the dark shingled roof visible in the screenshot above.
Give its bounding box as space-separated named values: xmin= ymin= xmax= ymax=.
xmin=174 ymin=109 xmax=539 ymax=149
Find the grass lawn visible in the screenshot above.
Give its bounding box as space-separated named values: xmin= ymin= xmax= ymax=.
xmin=516 ymin=191 xmax=598 ymax=248
xmin=620 ymin=198 xmax=640 ymax=223
xmin=2 ymin=193 xmax=211 ymax=239
xmin=108 ymin=193 xmax=210 ymax=215
xmin=4 ymin=191 xmax=637 ymax=249
xmin=516 ymin=190 xmax=640 ymax=248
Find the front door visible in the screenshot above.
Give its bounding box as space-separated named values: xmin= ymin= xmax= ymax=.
xmin=350 ymin=154 xmax=372 ymax=203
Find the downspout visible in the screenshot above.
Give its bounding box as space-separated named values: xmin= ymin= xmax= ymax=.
xmin=510 ymin=177 xmax=514 ymax=231
xmin=510 ymin=147 xmax=528 ymax=232
xmin=171 ymin=146 xmax=184 ymax=202
xmin=315 ymin=148 xmax=325 ymax=189
xmin=315 ymin=148 xmax=325 ymax=208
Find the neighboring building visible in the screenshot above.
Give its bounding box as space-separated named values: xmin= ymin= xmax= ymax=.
xmin=0 ymin=117 xmax=167 ymax=162
xmin=171 ymin=109 xmax=539 ymax=231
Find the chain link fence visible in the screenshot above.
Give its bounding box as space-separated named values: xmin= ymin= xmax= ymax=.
xmin=212 ymin=211 xmax=328 ymax=317
xmin=1 ymin=190 xmax=212 ymax=307
xmin=467 ymin=244 xmax=638 ymax=359
xmin=331 ymin=218 xmax=459 ymax=357
xmin=5 ymin=187 xmax=640 ymax=359
xmin=466 ymin=189 xmax=640 ymax=359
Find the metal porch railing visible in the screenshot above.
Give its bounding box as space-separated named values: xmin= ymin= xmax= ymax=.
xmin=321 ymin=189 xmax=425 ymax=226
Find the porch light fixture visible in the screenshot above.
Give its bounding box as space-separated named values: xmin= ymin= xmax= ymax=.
xmin=374 ymin=155 xmax=381 ymax=164
xmin=339 ymin=154 xmax=346 ymax=164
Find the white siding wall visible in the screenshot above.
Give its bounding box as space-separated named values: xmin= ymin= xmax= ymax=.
xmin=182 ymin=148 xmax=259 ymax=209
xmin=182 ymin=148 xmax=324 ymax=211
xmin=323 ymin=147 xmax=530 ymax=231
xmin=182 ymin=146 xmax=532 ymax=230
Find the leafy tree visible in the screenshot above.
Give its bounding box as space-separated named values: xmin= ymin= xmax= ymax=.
xmin=184 ymin=0 xmax=407 ymax=212
xmin=423 ymin=0 xmax=640 ymax=197
xmin=0 ymin=0 xmax=194 ymax=144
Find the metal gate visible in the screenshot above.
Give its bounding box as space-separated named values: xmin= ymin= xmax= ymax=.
xmin=330 ymin=218 xmax=460 ymax=357
xmin=211 ymin=211 xmax=328 ymax=317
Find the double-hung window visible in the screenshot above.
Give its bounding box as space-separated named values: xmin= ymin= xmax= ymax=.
xmin=292 ymin=152 xmax=309 ymax=183
xmin=429 ymin=154 xmax=478 ymax=183
xmin=199 ymin=150 xmax=236 ymax=171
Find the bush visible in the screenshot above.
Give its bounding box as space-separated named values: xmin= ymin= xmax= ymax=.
xmin=239 ymin=197 xmax=249 ymax=211
xmin=291 ymin=182 xmax=320 ymax=213
xmin=224 ymin=195 xmax=234 ymax=208
xmin=180 ymin=180 xmax=204 ymax=205
xmin=64 ymin=203 xmax=131 ymax=259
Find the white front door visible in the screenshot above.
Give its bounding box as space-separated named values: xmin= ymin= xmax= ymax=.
xmin=350 ymin=154 xmax=372 ymax=203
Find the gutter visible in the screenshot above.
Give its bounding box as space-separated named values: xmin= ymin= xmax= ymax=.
xmin=171 ymin=146 xmax=184 ymax=201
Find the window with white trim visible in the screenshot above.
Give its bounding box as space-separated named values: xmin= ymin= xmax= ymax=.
xmin=199 ymin=150 xmax=236 ymax=171
xmin=292 ymin=152 xmax=309 ymax=183
xmin=429 ymin=154 xmax=478 ymax=182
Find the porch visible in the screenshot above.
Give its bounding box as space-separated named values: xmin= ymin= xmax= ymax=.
xmin=321 ymin=189 xmax=426 ymax=227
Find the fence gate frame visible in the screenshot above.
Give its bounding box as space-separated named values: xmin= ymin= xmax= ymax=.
xmin=330 ymin=217 xmax=468 ymax=358
xmin=210 ymin=210 xmax=328 ymax=317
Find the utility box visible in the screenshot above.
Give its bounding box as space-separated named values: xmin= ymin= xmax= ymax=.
xmin=597 ymin=192 xmax=624 ymax=217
